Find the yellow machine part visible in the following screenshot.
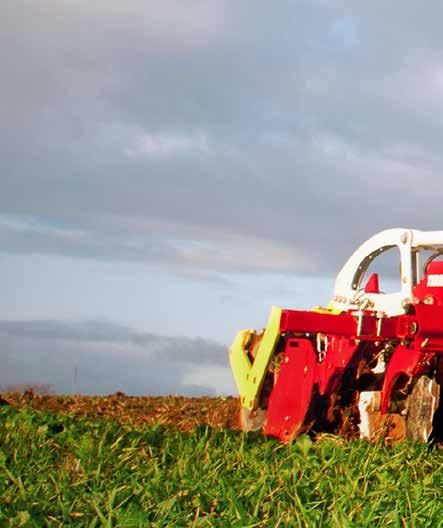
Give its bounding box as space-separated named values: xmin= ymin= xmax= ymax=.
xmin=311 ymin=304 xmax=343 ymax=315
xmin=228 ymin=306 xmax=282 ymax=410
xmin=229 ymin=304 xmax=342 ymax=411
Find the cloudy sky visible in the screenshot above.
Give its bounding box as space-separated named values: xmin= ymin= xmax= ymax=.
xmin=1 ymin=1 xmax=443 ymax=396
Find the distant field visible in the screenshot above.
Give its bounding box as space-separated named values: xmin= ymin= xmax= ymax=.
xmin=0 ymin=395 xmax=442 ymax=527
xmin=1 ymin=392 xmax=241 ymax=432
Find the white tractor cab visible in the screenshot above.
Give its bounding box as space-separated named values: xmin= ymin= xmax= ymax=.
xmin=330 ymin=228 xmax=443 ymax=316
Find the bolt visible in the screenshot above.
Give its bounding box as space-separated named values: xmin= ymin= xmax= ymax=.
xmin=304 ymin=366 xmax=308 ymax=374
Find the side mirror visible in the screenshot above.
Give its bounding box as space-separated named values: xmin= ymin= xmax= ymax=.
xmin=364 ymin=273 xmax=380 ymax=294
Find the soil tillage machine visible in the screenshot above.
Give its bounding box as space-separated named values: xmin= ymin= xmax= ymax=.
xmin=229 ymin=229 xmax=443 ymax=442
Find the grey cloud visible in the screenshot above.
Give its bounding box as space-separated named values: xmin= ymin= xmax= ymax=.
xmin=0 ymin=319 xmax=227 ymax=366
xmin=0 ymin=216 xmax=180 ymax=264
xmin=0 ymin=213 xmax=310 ymax=275
xmin=0 ymin=319 xmax=232 ymax=395
xmin=2 ymin=1 xmax=443 ymax=276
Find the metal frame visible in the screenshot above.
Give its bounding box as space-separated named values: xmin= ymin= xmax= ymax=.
xmin=331 ymin=229 xmax=443 ymax=315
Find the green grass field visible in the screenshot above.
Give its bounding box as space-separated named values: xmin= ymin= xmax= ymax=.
xmin=0 ymin=405 xmax=442 ymax=527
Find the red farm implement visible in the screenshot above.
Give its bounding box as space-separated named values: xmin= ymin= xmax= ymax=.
xmin=229 ymin=229 xmax=443 ymax=442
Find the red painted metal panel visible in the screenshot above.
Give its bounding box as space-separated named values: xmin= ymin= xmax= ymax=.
xmin=380 ymin=344 xmax=422 ymax=413
xmin=280 ymin=309 xmax=416 ymax=340
xmin=263 ymin=339 xmax=316 ymax=442
xmin=280 ymin=310 xmax=355 ymax=335
xmin=315 ymin=336 xmax=358 ymax=396
xmin=427 ymin=261 xmax=443 ymax=274
xmin=414 ymin=262 xmax=443 ymax=306
xmin=364 ymin=273 xmax=380 ymax=293
xmin=414 ymin=304 xmax=443 ymax=338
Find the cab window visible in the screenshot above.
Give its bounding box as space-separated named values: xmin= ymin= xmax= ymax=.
xmin=359 ymin=246 xmax=401 ymax=294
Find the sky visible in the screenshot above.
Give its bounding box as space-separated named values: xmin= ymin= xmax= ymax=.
xmin=1 ymin=1 xmax=443 ymax=396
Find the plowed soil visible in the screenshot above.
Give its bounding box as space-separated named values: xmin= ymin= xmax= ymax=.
xmin=0 ymin=392 xmax=242 ymax=432
xmin=2 ymin=392 xmax=431 ymax=442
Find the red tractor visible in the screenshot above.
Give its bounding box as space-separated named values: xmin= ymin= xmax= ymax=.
xmin=229 ymin=229 xmax=443 ymax=442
